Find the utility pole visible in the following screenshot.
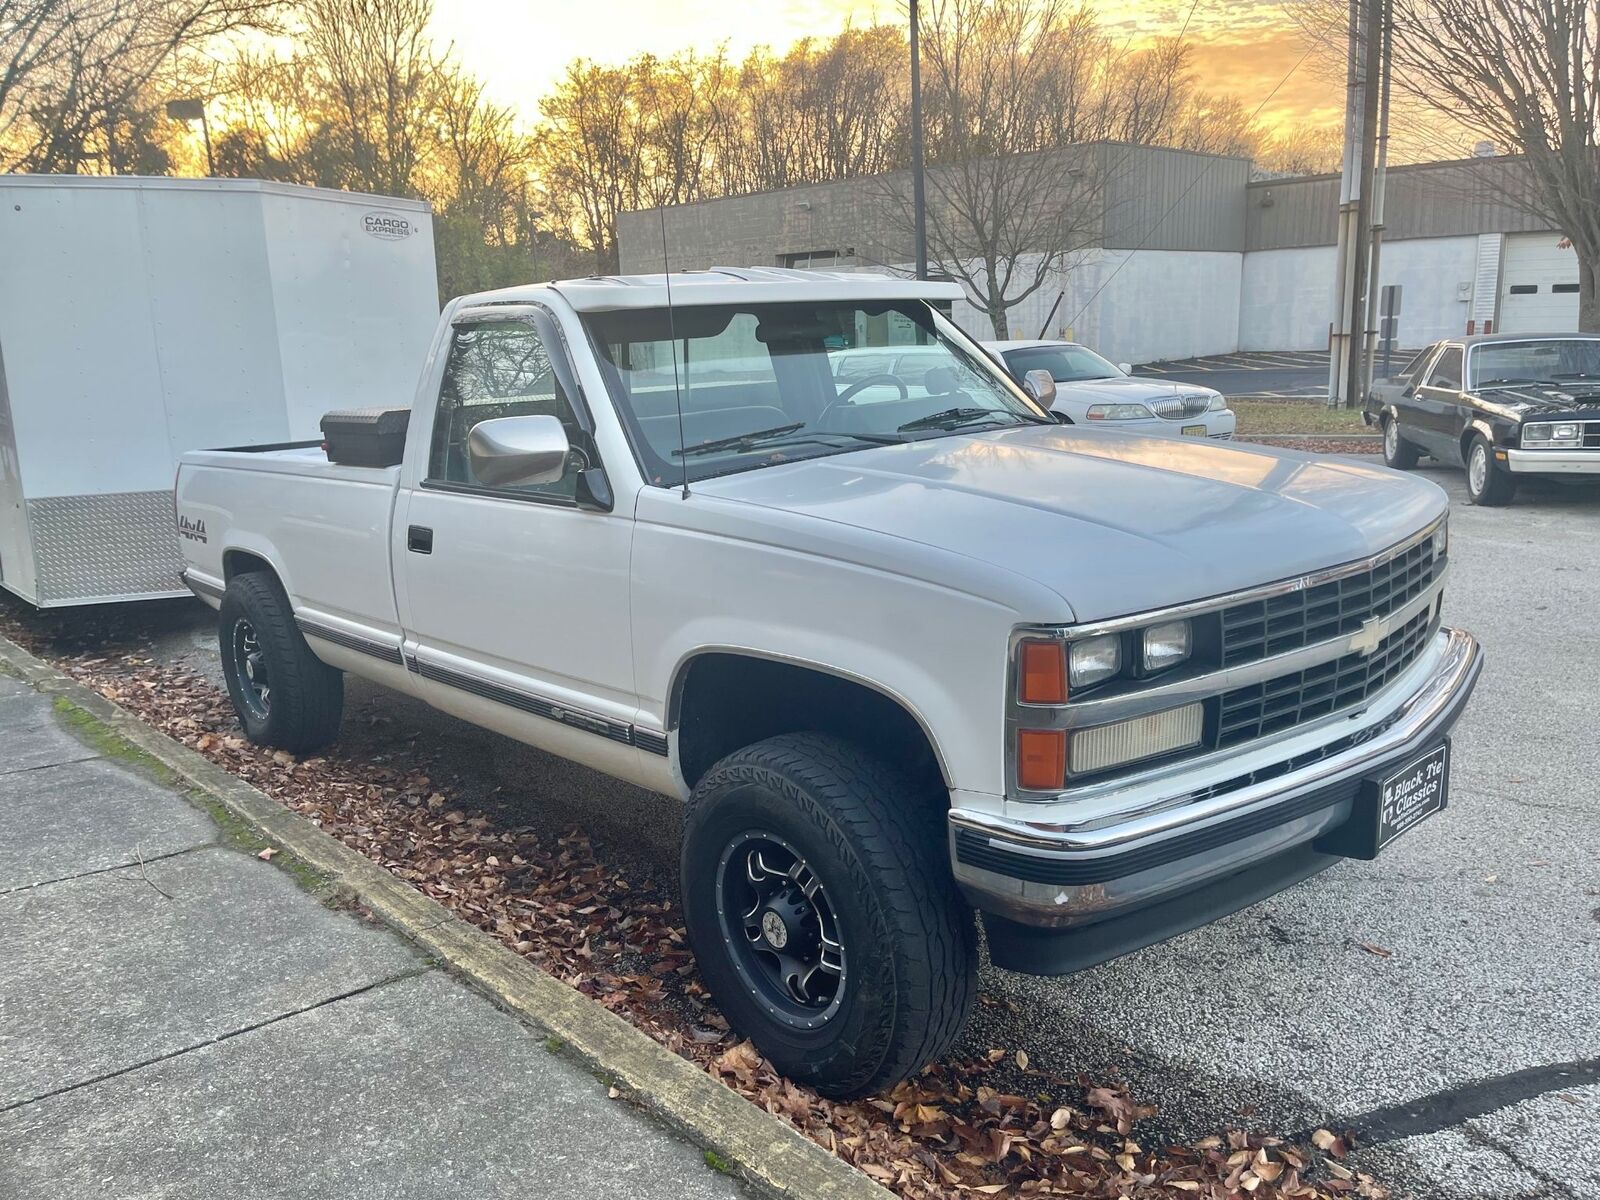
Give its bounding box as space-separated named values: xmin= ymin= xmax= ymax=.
xmin=910 ymin=0 xmax=928 ymax=280
xmin=1327 ymin=0 xmax=1383 ymax=408
xmin=1361 ymin=0 xmax=1395 ymax=393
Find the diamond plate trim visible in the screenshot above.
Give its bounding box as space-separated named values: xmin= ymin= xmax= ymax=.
xmin=27 ymin=491 xmax=184 ymax=603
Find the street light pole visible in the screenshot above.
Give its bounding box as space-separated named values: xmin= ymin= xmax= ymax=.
xmin=910 ymin=0 xmax=928 ymax=280
xmin=165 ymin=97 xmax=214 ymax=176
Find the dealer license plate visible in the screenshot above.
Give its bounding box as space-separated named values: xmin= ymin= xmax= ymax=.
xmin=1182 ymin=424 xmax=1207 ymax=436
xmin=1375 ymin=743 xmax=1449 ymax=850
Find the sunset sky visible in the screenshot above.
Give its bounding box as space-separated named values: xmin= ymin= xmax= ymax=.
xmin=428 ymin=0 xmax=1338 ymax=131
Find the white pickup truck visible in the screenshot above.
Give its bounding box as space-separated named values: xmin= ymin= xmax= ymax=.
xmin=176 ymin=269 xmax=1482 ymax=1098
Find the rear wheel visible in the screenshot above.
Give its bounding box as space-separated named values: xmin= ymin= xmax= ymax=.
xmin=1466 ymin=434 xmax=1516 ymax=506
xmin=1382 ymin=414 xmax=1421 ymax=469
xmin=219 ymin=572 xmax=344 ymax=753
xmin=680 ymin=733 xmax=978 ymax=1098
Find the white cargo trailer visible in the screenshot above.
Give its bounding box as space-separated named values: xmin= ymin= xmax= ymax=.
xmin=0 ymin=175 xmax=439 ymax=606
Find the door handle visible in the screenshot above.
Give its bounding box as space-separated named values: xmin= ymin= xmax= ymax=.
xmin=407 ymin=525 xmax=433 ymax=554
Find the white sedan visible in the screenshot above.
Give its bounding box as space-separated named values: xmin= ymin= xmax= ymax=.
xmin=987 ymin=340 xmax=1235 ymax=439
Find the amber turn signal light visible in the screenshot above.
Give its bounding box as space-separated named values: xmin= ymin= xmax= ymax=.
xmin=1016 ymin=729 xmax=1067 ymax=791
xmin=1018 ymin=639 xmax=1068 ymax=704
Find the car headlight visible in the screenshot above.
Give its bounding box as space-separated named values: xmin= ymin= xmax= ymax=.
xmin=1553 ymin=422 xmax=1580 ymax=440
xmin=1431 ymin=517 xmax=1448 ymax=561
xmin=1523 ymin=423 xmax=1552 ymax=443
xmin=1086 ymin=403 xmax=1156 ymax=421
xmin=1068 ymin=634 xmax=1122 ymax=687
xmin=1205 ymin=394 xmax=1228 ymax=412
xmin=1142 ymin=619 xmax=1192 ymax=672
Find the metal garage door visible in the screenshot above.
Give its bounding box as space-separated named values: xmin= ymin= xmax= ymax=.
xmin=1498 ymin=233 xmax=1580 ymax=332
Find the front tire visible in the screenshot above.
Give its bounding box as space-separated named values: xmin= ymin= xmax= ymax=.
xmin=219 ymin=572 xmax=344 ymax=754
xmin=1382 ymin=414 xmax=1421 ymax=469
xmin=680 ymin=733 xmax=978 ymax=1098
xmin=1466 ymin=433 xmax=1516 ymax=506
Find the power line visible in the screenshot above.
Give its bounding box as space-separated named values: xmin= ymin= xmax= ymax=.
xmin=1058 ymin=43 xmax=1315 ymax=338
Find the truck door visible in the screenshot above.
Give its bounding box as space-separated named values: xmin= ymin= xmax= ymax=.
xmin=394 ymin=312 xmax=642 ymax=772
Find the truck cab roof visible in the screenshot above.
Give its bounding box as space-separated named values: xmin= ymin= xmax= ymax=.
xmin=460 ymin=268 xmax=965 ymax=313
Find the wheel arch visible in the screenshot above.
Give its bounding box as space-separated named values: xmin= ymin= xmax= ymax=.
xmin=667 ymin=648 xmax=952 ymax=796
xmin=1461 ymin=417 xmax=1498 ymax=461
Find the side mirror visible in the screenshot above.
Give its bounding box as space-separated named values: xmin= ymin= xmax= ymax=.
xmin=467 ymin=415 xmax=570 ymax=488
xmin=1022 ymin=368 xmax=1058 ymax=408
xmin=1117 ymin=362 xmax=1133 ymax=375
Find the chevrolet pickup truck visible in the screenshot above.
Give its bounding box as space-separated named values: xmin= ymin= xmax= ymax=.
xmin=175 ymin=269 xmax=1483 ymax=1098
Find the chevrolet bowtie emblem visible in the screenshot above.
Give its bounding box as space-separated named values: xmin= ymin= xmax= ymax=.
xmin=1349 ymin=615 xmax=1388 ymax=656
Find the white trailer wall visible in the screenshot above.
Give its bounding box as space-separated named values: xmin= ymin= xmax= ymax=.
xmin=0 ymin=176 xmax=438 ymax=606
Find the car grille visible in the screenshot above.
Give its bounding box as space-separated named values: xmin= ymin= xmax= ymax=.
xmin=1219 ymin=535 xmax=1440 ymax=668
xmin=1152 ymin=394 xmax=1212 ymax=420
xmin=1213 ymin=605 xmax=1437 ymax=749
xmin=1583 ymin=422 xmax=1600 ymax=449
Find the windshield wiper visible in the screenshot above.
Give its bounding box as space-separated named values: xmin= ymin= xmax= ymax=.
xmin=672 ymin=423 xmax=804 ymax=458
xmin=897 ymin=406 xmax=1025 ymax=433
xmin=673 ymin=424 xmax=904 ymax=459
xmin=1476 ymin=377 xmax=1543 ymax=388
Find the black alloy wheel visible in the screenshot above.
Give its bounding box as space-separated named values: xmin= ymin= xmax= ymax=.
xmin=716 ymin=832 xmax=846 ymax=1029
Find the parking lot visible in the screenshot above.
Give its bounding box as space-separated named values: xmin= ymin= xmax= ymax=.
xmin=1136 ymin=350 xmax=1338 ymax=400
xmin=5 ymin=462 xmax=1596 ymax=1199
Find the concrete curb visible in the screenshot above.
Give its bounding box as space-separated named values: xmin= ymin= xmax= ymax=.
xmin=0 ymin=633 xmax=892 ymax=1200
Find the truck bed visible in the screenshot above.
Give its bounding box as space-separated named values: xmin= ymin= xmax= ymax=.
xmin=175 ymin=445 xmax=405 ymax=646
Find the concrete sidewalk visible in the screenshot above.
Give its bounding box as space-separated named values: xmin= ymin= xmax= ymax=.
xmin=0 ymin=669 xmax=746 ymax=1200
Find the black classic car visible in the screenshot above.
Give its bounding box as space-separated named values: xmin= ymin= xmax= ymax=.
xmin=1366 ymin=332 xmax=1600 ymax=505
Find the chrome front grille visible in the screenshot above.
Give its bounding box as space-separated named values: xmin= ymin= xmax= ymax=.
xmin=1152 ymin=394 xmax=1211 ymax=420
xmin=1219 ymin=537 xmax=1440 ymax=668
xmin=1213 ymin=605 xmax=1437 ymax=749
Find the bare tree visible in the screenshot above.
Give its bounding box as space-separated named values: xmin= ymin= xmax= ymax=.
xmin=878 ymin=0 xmax=1106 ymax=337
xmin=1 ymin=0 xmax=276 ymax=172
xmin=1383 ymin=0 xmax=1600 ymax=330
xmin=300 ymin=0 xmax=435 ymax=197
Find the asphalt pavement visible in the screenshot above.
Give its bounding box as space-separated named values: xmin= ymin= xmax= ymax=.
xmin=971 ymin=466 xmax=1600 ymax=1199
xmin=1135 ymin=349 xmax=1337 ymax=400
xmin=7 ymin=459 xmax=1597 ymax=1200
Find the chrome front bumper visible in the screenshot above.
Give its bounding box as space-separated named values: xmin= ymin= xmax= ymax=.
xmin=950 ymin=627 xmax=1482 ymax=952
xmin=1505 ymin=448 xmax=1600 ymax=474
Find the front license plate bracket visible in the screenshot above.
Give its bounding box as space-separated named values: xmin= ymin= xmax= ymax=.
xmin=1314 ymin=739 xmax=1450 ymax=861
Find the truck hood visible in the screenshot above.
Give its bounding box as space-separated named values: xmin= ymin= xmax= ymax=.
xmin=692 ymin=425 xmax=1445 ymax=622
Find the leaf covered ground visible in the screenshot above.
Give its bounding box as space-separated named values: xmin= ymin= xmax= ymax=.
xmin=0 ymin=601 xmax=1391 ymax=1200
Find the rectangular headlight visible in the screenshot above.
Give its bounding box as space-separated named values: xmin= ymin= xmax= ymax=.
xmin=1068 ymin=634 xmax=1122 ymax=688
xmin=1553 ymin=423 xmax=1580 ymax=440
xmin=1524 ymin=423 xmax=1552 ymax=442
xmin=1142 ymin=619 xmax=1192 ymax=673
xmin=1070 ymin=704 xmax=1203 ymax=775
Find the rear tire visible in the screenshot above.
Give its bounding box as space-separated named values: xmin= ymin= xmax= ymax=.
xmin=680 ymin=733 xmax=978 ymax=1098
xmin=1465 ymin=434 xmax=1516 ymax=506
xmin=219 ymin=572 xmax=344 ymax=754
xmin=1382 ymin=414 xmax=1421 ymax=469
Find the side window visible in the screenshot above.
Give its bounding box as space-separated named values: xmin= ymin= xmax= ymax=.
xmin=1427 ymin=347 xmax=1463 ymax=390
xmin=427 ymin=322 xmax=583 ymax=500
xmin=1399 ymin=345 xmax=1438 ymax=384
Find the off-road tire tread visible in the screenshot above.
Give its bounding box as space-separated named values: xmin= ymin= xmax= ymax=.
xmin=220 ymin=572 xmax=344 ymax=754
xmin=684 ymin=732 xmax=978 ymax=1097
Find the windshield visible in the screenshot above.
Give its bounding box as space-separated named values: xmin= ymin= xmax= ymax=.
xmin=585 ymin=300 xmax=1047 ymax=484
xmin=1469 ymin=338 xmax=1600 ymax=388
xmin=1001 ymin=344 xmax=1120 ymax=383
